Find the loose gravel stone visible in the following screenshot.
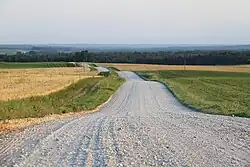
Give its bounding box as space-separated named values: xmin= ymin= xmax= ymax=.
xmin=0 ymin=71 xmax=249 ymax=167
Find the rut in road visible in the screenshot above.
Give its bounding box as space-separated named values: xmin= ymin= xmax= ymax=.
xmin=0 ymin=71 xmax=250 ymax=167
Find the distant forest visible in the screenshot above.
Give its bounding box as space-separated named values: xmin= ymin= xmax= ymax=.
xmin=1 ymin=50 xmax=250 ymax=65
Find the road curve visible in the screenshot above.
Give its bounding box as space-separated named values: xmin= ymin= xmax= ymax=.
xmin=0 ymin=71 xmax=249 ymax=167
xmin=95 ymin=67 xmax=110 ymax=72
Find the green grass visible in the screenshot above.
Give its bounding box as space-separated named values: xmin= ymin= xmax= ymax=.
xmin=0 ymin=62 xmax=78 ymax=69
xmin=89 ymin=66 xmax=98 ymax=71
xmin=88 ymin=63 xmax=98 ymax=67
xmin=137 ymin=70 xmax=250 ymax=118
xmin=0 ymin=72 xmax=124 ymax=120
xmin=107 ymin=67 xmax=120 ymax=71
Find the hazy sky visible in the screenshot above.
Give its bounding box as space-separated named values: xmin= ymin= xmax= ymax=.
xmin=0 ymin=0 xmax=250 ymax=44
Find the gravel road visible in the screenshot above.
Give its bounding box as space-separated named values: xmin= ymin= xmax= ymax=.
xmin=95 ymin=67 xmax=110 ymax=72
xmin=0 ymin=71 xmax=249 ymax=167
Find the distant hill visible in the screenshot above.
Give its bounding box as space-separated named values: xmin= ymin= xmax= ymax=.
xmin=32 ymin=44 xmax=250 ymax=51
xmin=0 ymin=45 xmax=33 ymax=50
xmin=0 ymin=44 xmax=250 ymax=54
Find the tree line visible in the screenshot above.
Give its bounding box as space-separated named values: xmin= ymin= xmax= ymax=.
xmin=0 ymin=50 xmax=250 ymax=65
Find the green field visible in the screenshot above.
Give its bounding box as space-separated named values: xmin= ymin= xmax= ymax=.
xmin=0 ymin=62 xmax=78 ymax=69
xmin=0 ymin=72 xmax=124 ymax=120
xmin=137 ymin=70 xmax=250 ymax=117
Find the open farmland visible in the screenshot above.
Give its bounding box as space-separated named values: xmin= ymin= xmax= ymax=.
xmin=0 ymin=70 xmax=124 ymax=120
xmin=1 ymin=71 xmax=249 ymax=167
xmin=0 ymin=67 xmax=97 ymax=101
xmin=137 ymin=70 xmax=250 ymax=117
xmin=100 ymin=63 xmax=250 ymax=73
xmin=0 ymin=62 xmax=79 ymax=69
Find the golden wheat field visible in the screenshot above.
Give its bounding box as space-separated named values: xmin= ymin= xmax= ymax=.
xmin=0 ymin=67 xmax=98 ymax=101
xmin=100 ymin=63 xmax=250 ymax=73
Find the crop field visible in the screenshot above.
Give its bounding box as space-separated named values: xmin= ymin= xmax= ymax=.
xmin=137 ymin=70 xmax=250 ymax=117
xmin=0 ymin=62 xmax=78 ymax=69
xmin=0 ymin=67 xmax=97 ymax=101
xmin=100 ymin=63 xmax=250 ymax=73
xmin=0 ymin=71 xmax=124 ymax=120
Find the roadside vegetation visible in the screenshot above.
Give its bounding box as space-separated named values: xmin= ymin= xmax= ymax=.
xmin=107 ymin=66 xmax=120 ymax=71
xmin=0 ymin=72 xmax=124 ymax=120
xmin=87 ymin=63 xmax=98 ymax=71
xmin=100 ymin=64 xmax=250 ymax=73
xmin=0 ymin=62 xmax=78 ymax=69
xmin=137 ymin=70 xmax=250 ymax=117
xmin=88 ymin=63 xmax=97 ymax=67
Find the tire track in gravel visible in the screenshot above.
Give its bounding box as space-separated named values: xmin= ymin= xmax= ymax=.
xmin=91 ymin=117 xmax=107 ymax=167
xmin=0 ymin=71 xmax=249 ymax=167
xmin=0 ymin=116 xmax=78 ymax=166
xmin=69 ymin=118 xmax=98 ymax=167
xmin=19 ymin=116 xmax=93 ymax=166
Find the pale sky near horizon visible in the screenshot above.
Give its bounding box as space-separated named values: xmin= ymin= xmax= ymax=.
xmin=0 ymin=0 xmax=250 ymax=44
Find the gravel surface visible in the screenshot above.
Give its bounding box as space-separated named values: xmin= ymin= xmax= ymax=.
xmin=0 ymin=71 xmax=250 ymax=167
xmin=95 ymin=67 xmax=110 ymax=72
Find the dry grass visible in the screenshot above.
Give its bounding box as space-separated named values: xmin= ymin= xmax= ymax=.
xmin=0 ymin=67 xmax=98 ymax=101
xmin=100 ymin=63 xmax=250 ymax=73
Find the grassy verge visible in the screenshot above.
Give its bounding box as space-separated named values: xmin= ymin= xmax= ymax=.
xmin=137 ymin=70 xmax=250 ymax=117
xmin=0 ymin=62 xmax=78 ymax=68
xmin=88 ymin=63 xmax=97 ymax=67
xmin=88 ymin=63 xmax=98 ymax=71
xmin=0 ymin=72 xmax=124 ymax=120
xmin=99 ymin=63 xmax=250 ymax=73
xmin=107 ymin=67 xmax=120 ymax=71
